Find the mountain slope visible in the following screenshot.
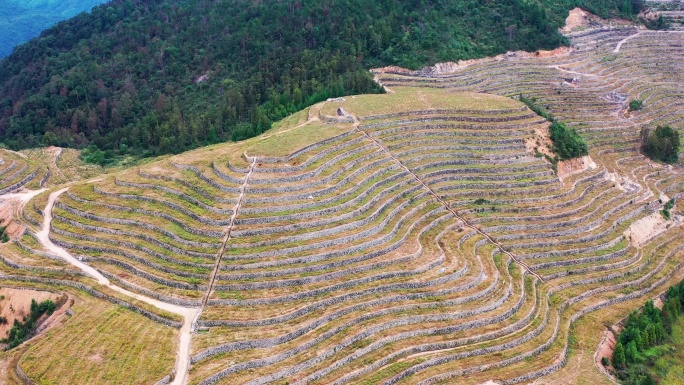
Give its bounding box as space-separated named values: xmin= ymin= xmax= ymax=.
xmin=0 ymin=12 xmax=683 ymax=384
xmin=0 ymin=0 xmax=108 ymax=58
xmin=0 ymin=0 xmax=637 ymax=161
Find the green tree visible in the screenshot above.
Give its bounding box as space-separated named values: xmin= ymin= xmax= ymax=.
xmin=626 ymin=340 xmax=638 ymax=362
xmin=621 ymin=0 xmax=633 ymax=16
xmin=640 ymin=329 xmax=650 ymax=350
xmin=629 ymin=99 xmax=643 ymax=111
xmin=613 ymin=340 xmax=626 ymax=368
xmin=642 ymin=125 xmax=680 ymax=164
xmin=646 ymin=324 xmax=656 ymax=348
xmin=41 ymin=131 xmax=58 ymax=146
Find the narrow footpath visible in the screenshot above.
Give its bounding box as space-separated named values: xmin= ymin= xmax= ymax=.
xmin=613 ymin=30 xmax=684 ymax=53
xmin=613 ymin=31 xmax=642 ymax=53
xmin=200 ymin=156 xmax=257 ymax=308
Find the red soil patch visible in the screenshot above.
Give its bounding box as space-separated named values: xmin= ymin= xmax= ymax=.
xmin=0 ymin=199 xmax=27 ymax=240
xmin=557 ymin=156 xmax=598 ymax=179
xmin=596 ymin=328 xmax=619 ymax=367
xmin=0 ymin=288 xmax=61 ymax=340
xmin=525 ymin=124 xmax=554 ymax=159
xmin=562 ymin=8 xmax=594 ymax=32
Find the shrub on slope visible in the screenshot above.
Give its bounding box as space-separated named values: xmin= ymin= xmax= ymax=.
xmin=549 ymin=122 xmax=589 ymax=160
xmin=519 ymin=94 xmax=588 ymax=161
xmin=642 ymin=125 xmax=680 ymax=164
xmin=1 ymin=299 xmax=56 ymax=349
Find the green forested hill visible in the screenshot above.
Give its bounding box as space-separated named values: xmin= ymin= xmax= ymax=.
xmin=0 ymin=0 xmax=108 ymax=58
xmin=0 ymin=0 xmax=642 ymax=162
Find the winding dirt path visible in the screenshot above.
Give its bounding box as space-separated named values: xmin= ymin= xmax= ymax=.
xmin=614 ymin=30 xmax=684 ymax=53
xmin=547 ymin=65 xmax=599 ymax=78
xmin=1 ymin=187 xmax=47 ymax=208
xmin=34 ymin=188 xmax=200 ymax=385
xmin=0 ymin=188 xmax=47 ymax=236
xmin=613 ymin=31 xmax=642 ymax=53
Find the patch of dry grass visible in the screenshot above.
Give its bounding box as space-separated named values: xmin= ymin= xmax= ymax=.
xmin=320 ymin=87 xmax=521 ymax=118
xmin=247 ymin=120 xmax=351 ymax=157
xmin=19 ymin=293 xmax=177 ymax=385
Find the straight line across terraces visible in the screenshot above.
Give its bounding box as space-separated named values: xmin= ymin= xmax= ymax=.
xmin=352 ymin=117 xmax=545 ymax=283
xmin=200 ymin=157 xmax=257 ymax=309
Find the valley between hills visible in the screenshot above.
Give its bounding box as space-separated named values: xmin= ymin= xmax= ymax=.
xmin=0 ymin=8 xmax=682 ymax=385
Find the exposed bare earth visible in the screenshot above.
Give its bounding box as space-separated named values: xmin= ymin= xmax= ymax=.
xmin=558 ymin=155 xmax=598 ymax=179
xmin=563 ymin=8 xmax=594 ymax=32
xmin=525 ymin=123 xmax=554 ymax=158
xmin=373 ymin=47 xmax=574 ymax=78
xmin=0 ymin=202 xmax=26 ymax=240
xmin=625 ymin=210 xmax=683 ymax=247
xmin=0 ymin=288 xmax=60 ymax=340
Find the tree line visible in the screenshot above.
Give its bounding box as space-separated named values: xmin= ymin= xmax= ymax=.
xmin=0 ymin=0 xmax=637 ymax=163
xmin=610 ymin=278 xmax=684 ymax=385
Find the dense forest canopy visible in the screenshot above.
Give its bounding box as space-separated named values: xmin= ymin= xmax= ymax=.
xmin=0 ymin=0 xmax=641 ymax=161
xmin=0 ymin=0 xmax=108 ymax=58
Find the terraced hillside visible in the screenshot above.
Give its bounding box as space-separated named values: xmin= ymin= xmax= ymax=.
xmin=0 ymin=151 xmax=47 ymax=195
xmin=0 ymin=147 xmax=103 ymax=195
xmin=0 ymin=13 xmax=682 ymax=385
xmin=646 ymin=0 xmax=684 ymax=29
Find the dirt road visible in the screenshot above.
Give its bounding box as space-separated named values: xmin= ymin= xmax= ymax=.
xmin=32 ymin=188 xmax=200 ymax=385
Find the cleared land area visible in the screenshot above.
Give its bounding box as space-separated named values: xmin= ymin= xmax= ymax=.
xmin=0 ymin=10 xmax=682 ymax=385
xmin=0 ymin=288 xmax=60 ymax=339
